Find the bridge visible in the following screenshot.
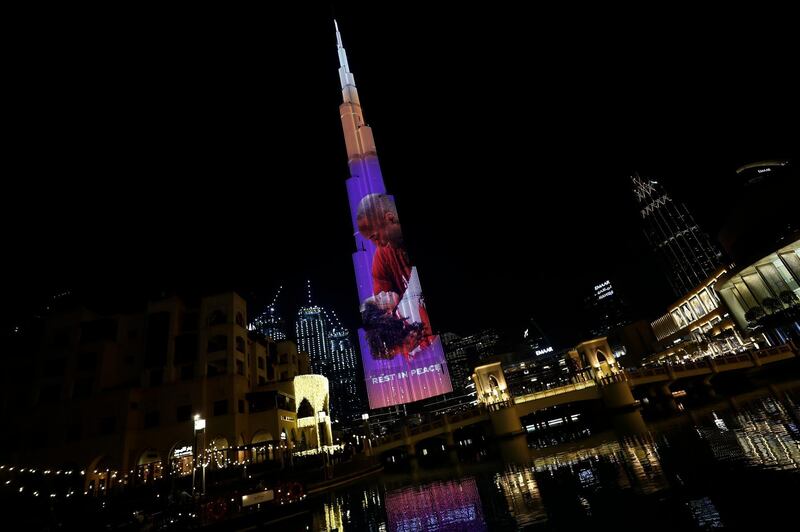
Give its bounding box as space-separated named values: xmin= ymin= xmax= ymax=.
xmin=369 ymin=343 xmax=798 ymax=456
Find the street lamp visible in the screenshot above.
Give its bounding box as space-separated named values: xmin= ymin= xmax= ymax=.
xmin=193 ymin=415 xmax=206 ymax=496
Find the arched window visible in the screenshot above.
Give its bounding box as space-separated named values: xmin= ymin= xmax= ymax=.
xmin=488 ymin=374 xmax=500 ymax=389
xmin=596 ymin=349 xmax=608 ymax=364
xmin=297 ymin=398 xmax=314 ymax=418
xmin=208 ymin=310 xmax=227 ymax=326
xmin=207 ymin=335 xmax=227 ymax=353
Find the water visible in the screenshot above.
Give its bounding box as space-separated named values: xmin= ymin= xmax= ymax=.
xmin=305 ymin=386 xmax=800 ymax=531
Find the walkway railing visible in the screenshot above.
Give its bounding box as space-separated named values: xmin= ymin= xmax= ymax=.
xmin=514 ymin=380 xmax=597 ymax=404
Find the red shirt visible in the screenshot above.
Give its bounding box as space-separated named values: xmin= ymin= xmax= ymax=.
xmin=372 ymin=245 xmax=412 ymax=298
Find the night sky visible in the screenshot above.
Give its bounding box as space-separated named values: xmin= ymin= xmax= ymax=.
xmin=4 ymin=4 xmax=797 ymax=346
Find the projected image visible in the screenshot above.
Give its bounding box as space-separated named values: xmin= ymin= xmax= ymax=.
xmin=348 ymin=190 xmax=452 ymax=409
xmin=357 ymin=193 xmax=433 ymax=359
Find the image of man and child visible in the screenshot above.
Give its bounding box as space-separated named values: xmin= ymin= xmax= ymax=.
xmin=356 ymin=193 xmax=434 ymax=361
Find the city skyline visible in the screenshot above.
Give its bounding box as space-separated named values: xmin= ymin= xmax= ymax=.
xmin=3 ymin=7 xmax=797 ymax=347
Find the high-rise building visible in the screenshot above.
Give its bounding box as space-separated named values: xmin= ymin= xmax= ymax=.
xmin=631 ymin=173 xmax=725 ymax=297
xmin=326 ymin=311 xmax=364 ymax=420
xmin=335 ymin=21 xmax=452 ymax=409
xmin=250 ymin=287 xmax=287 ymax=341
xmin=295 ymin=304 xmax=328 ymax=376
xmin=443 ymin=329 xmax=501 ymax=391
xmin=583 ymin=279 xmax=630 ymax=338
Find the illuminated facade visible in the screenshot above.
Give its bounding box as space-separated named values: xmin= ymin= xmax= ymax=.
xmin=631 ymin=173 xmax=724 ymax=297
xmin=249 ymin=304 xmax=286 ymax=341
xmin=293 ymin=374 xmax=333 ymax=449
xmin=327 ymin=320 xmax=363 ymax=420
xmin=335 ymin=21 xmax=452 ymax=409
xmin=583 ymin=279 xmax=630 ymax=337
xmin=716 ymin=239 xmax=800 ymax=343
xmin=3 ymin=291 xmax=312 ymax=495
xmin=295 ymin=304 xmax=329 ymax=375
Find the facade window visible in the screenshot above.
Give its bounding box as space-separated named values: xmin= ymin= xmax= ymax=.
xmin=176 ymin=404 xmax=192 ymax=422
xmin=236 ymin=312 xmax=244 ymax=327
xmin=144 ymin=410 xmax=160 ymax=428
xmin=280 ymin=371 xmax=288 ymax=381
xmin=180 ymin=364 xmax=194 ymax=380
xmin=267 ymin=365 xmax=275 ymax=380
xmin=208 ymin=310 xmax=227 ymax=326
xmin=207 ymin=335 xmax=227 ymax=353
xmin=213 ymin=399 xmax=228 ymax=416
xmin=235 ymin=336 xmax=245 ymax=353
xmin=207 ymin=359 xmax=227 ymax=377
xmin=238 ymin=399 xmax=245 ymax=414
xmin=236 ymin=359 xmax=244 ymax=376
xmin=258 ymin=375 xmax=266 ymax=385
xmin=258 ymin=357 xmax=265 ymax=369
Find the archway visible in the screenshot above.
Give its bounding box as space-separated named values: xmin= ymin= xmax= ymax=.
xmin=85 ymin=455 xmax=117 ymax=496
xmin=169 ymin=441 xmax=193 ymax=477
xmin=209 ymin=437 xmax=229 ymax=468
xmin=251 ymin=431 xmax=274 ymax=463
xmin=136 ymin=448 xmax=163 ymax=484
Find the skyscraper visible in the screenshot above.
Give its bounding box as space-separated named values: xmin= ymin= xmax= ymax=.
xmin=326 ymin=310 xmax=364 ymax=420
xmin=249 ymin=286 xmax=287 ymax=341
xmin=631 ymin=173 xmax=724 ymax=296
xmin=295 ymin=281 xmax=328 ymax=375
xmin=335 ymin=21 xmax=452 ymax=409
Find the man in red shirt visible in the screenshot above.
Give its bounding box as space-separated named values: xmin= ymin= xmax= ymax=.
xmin=356 ymin=193 xmax=433 ymax=358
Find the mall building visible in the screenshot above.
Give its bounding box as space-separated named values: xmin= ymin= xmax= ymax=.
xmin=1 ymin=291 xmax=333 ymax=494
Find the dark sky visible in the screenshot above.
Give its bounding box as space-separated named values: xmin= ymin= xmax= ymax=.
xmin=4 ymin=4 xmax=797 ymax=346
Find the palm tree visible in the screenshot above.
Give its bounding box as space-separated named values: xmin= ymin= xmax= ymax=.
xmin=762 ymin=297 xmax=783 ymax=315
xmin=779 ymin=290 xmax=799 ymax=307
xmin=744 ymin=306 xmax=765 ymax=328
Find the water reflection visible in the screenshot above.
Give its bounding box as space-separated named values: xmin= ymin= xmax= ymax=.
xmin=310 ymin=388 xmax=800 ymax=530
xmin=696 ymin=396 xmax=800 ymax=471
xmin=384 ymin=478 xmax=486 ymax=531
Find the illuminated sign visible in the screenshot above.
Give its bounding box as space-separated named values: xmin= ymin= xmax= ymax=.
xmin=172 ymin=446 xmax=192 ymax=458
xmin=280 ymin=416 xmax=294 ymax=422
xmin=535 ymin=346 xmax=554 ymax=356
xmin=194 ymin=418 xmax=206 ymax=431
xmin=242 ymin=490 xmax=274 ymax=507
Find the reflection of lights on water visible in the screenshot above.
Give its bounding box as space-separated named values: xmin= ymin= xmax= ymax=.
xmin=701 ymin=397 xmax=800 ymax=471
xmin=713 ymin=412 xmax=728 ymax=432
xmin=687 ymin=497 xmax=724 ymax=528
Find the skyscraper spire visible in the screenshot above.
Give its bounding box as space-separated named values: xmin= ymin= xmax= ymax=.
xmin=334 ymin=19 xmax=359 ymax=105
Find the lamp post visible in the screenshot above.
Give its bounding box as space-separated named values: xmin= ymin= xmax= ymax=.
xmin=362 ymin=413 xmax=373 ymax=455
xmin=193 ymin=415 xmax=206 ymax=497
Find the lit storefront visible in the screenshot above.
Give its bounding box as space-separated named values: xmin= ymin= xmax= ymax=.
xmin=717 ymin=239 xmax=800 ymax=344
